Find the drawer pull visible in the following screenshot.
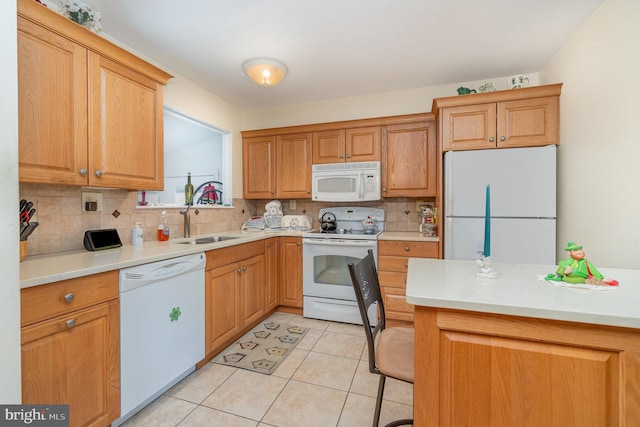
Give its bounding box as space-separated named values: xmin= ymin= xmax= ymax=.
xmin=65 ymin=319 xmax=76 ymax=329
xmin=405 ymin=246 xmax=410 ymax=252
xmin=405 ymin=263 xmax=408 ymax=268
xmin=63 ymin=293 xmax=74 ymax=303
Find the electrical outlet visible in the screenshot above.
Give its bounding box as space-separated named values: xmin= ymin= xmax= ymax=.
xmin=289 ymin=200 xmax=296 ymax=210
xmin=82 ymin=192 xmax=103 ymax=212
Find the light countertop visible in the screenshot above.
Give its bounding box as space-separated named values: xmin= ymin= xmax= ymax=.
xmin=405 ymin=258 xmax=640 ymax=329
xmin=20 ymin=229 xmax=305 ymax=289
xmin=378 ymin=231 xmax=439 ymax=242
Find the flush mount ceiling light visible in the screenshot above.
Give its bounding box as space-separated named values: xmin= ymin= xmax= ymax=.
xmin=242 ymin=58 xmax=288 ymax=87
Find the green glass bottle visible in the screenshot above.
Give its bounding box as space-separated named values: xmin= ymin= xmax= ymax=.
xmin=185 ymin=173 xmax=194 ymax=205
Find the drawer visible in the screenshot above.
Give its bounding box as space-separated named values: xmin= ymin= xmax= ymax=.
xmin=379 ymin=240 xmax=438 ymax=258
xmin=378 ymin=271 xmax=407 ymax=289
xmin=21 ymin=271 xmax=118 ymax=327
xmin=206 ymin=240 xmax=264 ymax=270
xmin=381 ymin=286 xmax=414 ymax=322
xmin=378 ymin=255 xmax=410 ymax=273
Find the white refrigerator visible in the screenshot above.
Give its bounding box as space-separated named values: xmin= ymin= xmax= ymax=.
xmin=444 ymin=145 xmax=556 ymax=265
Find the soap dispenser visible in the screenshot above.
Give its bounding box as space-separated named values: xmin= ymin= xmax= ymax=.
xmin=132 ymin=222 xmax=144 ymax=245
xmin=157 ymin=211 xmax=170 ymax=241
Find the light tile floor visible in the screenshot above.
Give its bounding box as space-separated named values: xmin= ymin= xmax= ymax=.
xmin=122 ymin=312 xmax=413 ymax=427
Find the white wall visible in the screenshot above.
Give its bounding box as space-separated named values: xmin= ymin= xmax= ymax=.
xmin=0 ymin=0 xmax=22 ymax=403
xmin=540 ymin=0 xmax=640 ymax=268
xmin=241 ymin=75 xmax=539 ymax=130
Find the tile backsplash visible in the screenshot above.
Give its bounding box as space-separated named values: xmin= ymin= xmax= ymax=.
xmin=19 ymin=184 xmax=435 ymax=256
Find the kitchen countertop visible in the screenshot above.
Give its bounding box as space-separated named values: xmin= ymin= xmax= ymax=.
xmin=20 ymin=229 xmax=306 ymax=289
xmin=405 ymin=258 xmax=640 ymax=329
xmin=378 ymin=231 xmax=439 ymax=242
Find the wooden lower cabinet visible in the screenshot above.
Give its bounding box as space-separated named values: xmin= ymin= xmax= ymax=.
xmin=279 ymin=237 xmax=303 ymax=308
xmin=414 ymin=307 xmax=640 ymax=426
xmin=205 ymin=241 xmax=266 ymax=356
xmin=378 ymin=240 xmax=439 ymax=322
xmin=21 ymin=272 xmax=120 ymax=427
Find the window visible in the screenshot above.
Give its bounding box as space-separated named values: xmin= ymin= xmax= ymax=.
xmin=138 ymin=107 xmax=232 ymax=207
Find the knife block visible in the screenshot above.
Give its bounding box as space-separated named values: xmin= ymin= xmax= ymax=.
xmin=20 ymin=240 xmax=27 ymax=261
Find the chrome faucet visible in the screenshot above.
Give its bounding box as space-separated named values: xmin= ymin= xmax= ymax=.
xmin=179 ymin=206 xmax=191 ymax=238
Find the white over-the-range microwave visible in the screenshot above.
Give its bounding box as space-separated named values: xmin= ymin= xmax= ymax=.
xmin=311 ymin=161 xmax=381 ymax=202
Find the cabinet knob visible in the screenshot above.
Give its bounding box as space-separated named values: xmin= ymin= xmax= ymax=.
xmin=405 ymin=246 xmax=410 ymax=252
xmin=95 ymin=170 xmax=103 ymax=177
xmin=307 ymin=189 xmax=311 ymax=193
xmin=489 ymin=137 xmax=495 ymax=142
xmin=297 ymin=242 xmax=301 ymax=246
xmin=405 ymin=263 xmax=408 ymax=268
xmin=500 ymin=136 xmax=506 ymax=141
xmin=243 ymin=266 xmax=248 ymax=272
xmin=346 ymin=153 xmax=351 ymax=158
xmin=339 ymin=154 xmax=344 ymax=159
xmin=63 ymin=293 xmax=74 ymax=303
xmin=267 ymin=243 xmax=271 ymax=248
xmin=271 ymin=190 xmax=275 ymax=195
xmin=237 ymin=268 xmax=242 ymax=273
xmin=65 ymin=319 xmax=76 ymax=329
xmin=382 ymin=188 xmax=387 ymax=192
xmin=79 ymin=169 xmax=88 ymax=176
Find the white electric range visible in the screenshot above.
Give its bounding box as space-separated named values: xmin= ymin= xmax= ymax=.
xmin=302 ymin=207 xmax=384 ymax=324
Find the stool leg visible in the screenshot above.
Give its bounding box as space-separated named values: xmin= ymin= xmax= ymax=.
xmin=373 ymin=375 xmax=386 ymax=427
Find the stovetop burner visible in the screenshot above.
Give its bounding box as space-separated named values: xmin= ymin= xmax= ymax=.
xmin=303 ymin=207 xmax=385 ymax=240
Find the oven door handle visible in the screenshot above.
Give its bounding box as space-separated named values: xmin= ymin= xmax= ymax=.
xmin=303 ymin=238 xmax=377 ymax=247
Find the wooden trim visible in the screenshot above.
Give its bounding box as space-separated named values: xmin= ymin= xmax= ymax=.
xmin=432 ymin=83 xmax=563 ymax=110
xmin=241 ymin=112 xmax=435 ymax=138
xmin=18 ymin=0 xmax=172 ymax=84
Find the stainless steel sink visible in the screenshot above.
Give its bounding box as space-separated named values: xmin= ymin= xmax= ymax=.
xmin=176 ymin=236 xmax=239 ymax=245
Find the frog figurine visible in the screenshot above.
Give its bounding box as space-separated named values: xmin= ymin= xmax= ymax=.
xmin=457 ymin=87 xmax=476 ymax=95
xmin=545 ymin=242 xmax=618 ymax=286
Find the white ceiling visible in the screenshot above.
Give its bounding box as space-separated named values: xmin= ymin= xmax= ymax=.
xmin=49 ymin=0 xmax=603 ymax=109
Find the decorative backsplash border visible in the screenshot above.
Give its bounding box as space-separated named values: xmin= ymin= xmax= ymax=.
xmin=19 ymin=183 xmax=434 ymax=256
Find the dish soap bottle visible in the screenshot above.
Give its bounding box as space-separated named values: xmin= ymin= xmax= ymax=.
xmin=185 ymin=172 xmax=194 ymax=206
xmin=132 ymin=222 xmax=144 ymax=245
xmin=157 ymin=211 xmax=170 ymax=241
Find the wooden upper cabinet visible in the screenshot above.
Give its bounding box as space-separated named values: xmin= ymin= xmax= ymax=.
xmin=382 ymin=122 xmax=437 ymax=197
xmin=18 ymin=16 xmax=89 ymax=186
xmin=312 ymin=129 xmax=345 ymax=164
xmin=277 ymin=133 xmax=312 ymax=198
xmin=497 ymin=97 xmax=559 ymax=148
xmin=435 ymin=84 xmax=562 ymax=151
xmin=88 ymin=53 xmax=164 ymax=189
xmin=312 ymin=126 xmax=380 ymax=164
xmin=243 ymin=136 xmax=276 ymax=198
xmin=17 ymin=0 xmax=171 ymax=189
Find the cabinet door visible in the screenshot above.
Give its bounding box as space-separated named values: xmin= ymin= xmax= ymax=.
xmin=439 ymin=330 xmax=618 ymax=426
xmin=441 ymin=103 xmax=497 ymax=151
xmin=383 ymin=122 xmax=437 ymax=197
xmin=21 ymin=301 xmax=119 ymax=427
xmin=206 ymin=263 xmax=241 ymax=353
xmin=497 ymin=96 xmax=559 ymax=148
xmin=312 ymin=130 xmax=346 ymax=164
xmin=17 ymin=17 xmax=89 ymax=186
xmin=243 ymin=136 xmax=276 ymax=199
xmin=265 ymin=239 xmax=279 ymax=311
xmin=346 ymin=126 xmax=381 ymax=162
xmin=239 ymin=254 xmax=265 ymax=326
xmin=277 ymin=133 xmax=312 ymax=199
xmin=88 ymin=53 xmax=164 ymax=190
xmin=279 ymin=237 xmax=303 ymax=308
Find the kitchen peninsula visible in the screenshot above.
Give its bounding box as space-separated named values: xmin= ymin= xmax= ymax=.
xmin=405 ymin=258 xmax=640 ymax=426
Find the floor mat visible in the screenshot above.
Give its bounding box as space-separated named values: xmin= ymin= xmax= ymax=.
xmin=213 ymin=321 xmax=309 ymax=374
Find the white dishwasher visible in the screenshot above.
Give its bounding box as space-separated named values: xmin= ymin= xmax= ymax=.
xmin=115 ymin=252 xmax=205 ymax=426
